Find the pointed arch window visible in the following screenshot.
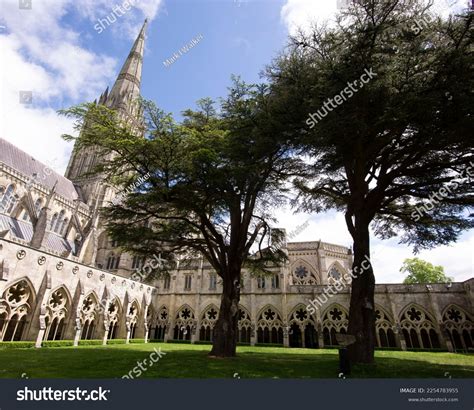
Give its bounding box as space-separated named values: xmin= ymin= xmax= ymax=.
xmin=59 ymin=218 xmax=69 ymax=235
xmin=54 ymin=210 xmax=65 ymax=233
xmin=106 ymin=253 xmax=121 ymax=270
xmin=0 ymin=185 xmax=18 ymax=214
xmin=50 ymin=213 xmax=58 ymax=231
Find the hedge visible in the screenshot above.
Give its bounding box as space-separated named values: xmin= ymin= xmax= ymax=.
xmin=0 ymin=341 xmax=35 ymax=349
xmin=42 ymin=340 xmax=74 ymax=348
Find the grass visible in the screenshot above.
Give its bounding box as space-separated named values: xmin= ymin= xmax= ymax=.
xmin=0 ymin=342 xmax=473 ymax=379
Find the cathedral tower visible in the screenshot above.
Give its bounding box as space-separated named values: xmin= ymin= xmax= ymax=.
xmin=65 ymin=19 xmax=148 ymax=206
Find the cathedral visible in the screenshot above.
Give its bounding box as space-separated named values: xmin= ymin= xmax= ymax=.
xmin=0 ymin=21 xmax=472 ymax=353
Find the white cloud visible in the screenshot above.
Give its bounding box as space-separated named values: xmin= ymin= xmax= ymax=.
xmin=274 ymin=207 xmax=473 ymax=284
xmin=277 ymin=0 xmax=473 ymax=284
xmin=280 ymin=0 xmax=468 ymax=34
xmin=0 ymin=0 xmax=162 ymax=173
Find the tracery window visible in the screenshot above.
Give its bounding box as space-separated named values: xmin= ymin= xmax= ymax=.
xmin=288 ymin=305 xmax=318 ymax=348
xmin=400 ymin=305 xmax=440 ymax=349
xmin=374 ymin=307 xmax=397 ymax=348
xmin=152 ymin=306 xmax=168 ymax=340
xmin=256 ymin=306 xmax=283 ymax=345
xmin=238 ymin=306 xmax=252 ymax=344
xmin=173 ymin=306 xmax=195 ymax=341
xmin=106 ymin=299 xmax=121 ymax=339
xmin=292 ymin=263 xmax=318 ymax=285
xmin=44 ymin=288 xmax=69 ymax=341
xmin=80 ymin=294 xmax=98 ymax=340
xmin=442 ymin=305 xmax=473 ymax=351
xmin=127 ymin=301 xmax=140 ymax=339
xmin=0 ymin=280 xmax=33 ymax=341
xmin=322 ymin=305 xmax=349 ymax=346
xmin=199 ymin=305 xmax=219 ymax=341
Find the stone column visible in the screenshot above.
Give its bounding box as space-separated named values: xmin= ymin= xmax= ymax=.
xmin=102 ymin=321 xmax=109 ymax=345
xmin=125 ymin=322 xmax=131 ymax=344
xmin=73 ymin=319 xmax=82 ymax=347
xmin=35 ymin=314 xmax=47 ymax=348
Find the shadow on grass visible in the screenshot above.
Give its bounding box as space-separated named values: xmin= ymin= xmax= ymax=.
xmin=0 ymin=344 xmax=473 ymax=379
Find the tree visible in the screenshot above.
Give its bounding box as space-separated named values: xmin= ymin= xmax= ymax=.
xmin=401 ymin=257 xmax=452 ymax=284
xmin=266 ymin=0 xmax=473 ymax=363
xmin=61 ymin=80 xmax=299 ymax=357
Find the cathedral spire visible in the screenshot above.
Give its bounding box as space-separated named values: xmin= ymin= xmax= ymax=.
xmin=106 ymin=19 xmax=148 ymax=111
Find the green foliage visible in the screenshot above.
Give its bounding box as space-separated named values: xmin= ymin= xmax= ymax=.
xmin=401 ymin=258 xmax=453 ymax=284
xmin=60 ymin=79 xmax=298 ymax=279
xmin=0 ymin=341 xmax=35 ymax=349
xmin=0 ymin=343 xmax=470 ymax=378
xmin=42 ymin=340 xmax=74 ymax=348
xmin=106 ymin=339 xmax=127 ymax=345
xmin=266 ymin=0 xmax=474 ymax=250
xmin=78 ymin=340 xmax=104 ymax=346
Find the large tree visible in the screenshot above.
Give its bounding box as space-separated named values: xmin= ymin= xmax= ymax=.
xmin=266 ymin=0 xmax=473 ymax=363
xmin=61 ymin=80 xmax=298 ymax=357
xmin=401 ymin=257 xmax=452 ymax=284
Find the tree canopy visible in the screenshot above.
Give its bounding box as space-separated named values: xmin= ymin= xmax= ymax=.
xmin=401 ymin=257 xmax=452 ymax=284
xmin=265 ymin=0 xmax=473 ymax=363
xmin=61 ymin=79 xmax=300 ymax=357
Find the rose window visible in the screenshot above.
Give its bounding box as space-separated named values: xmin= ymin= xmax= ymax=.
xmin=295 ymin=308 xmax=307 ymax=321
xmin=407 ymin=307 xmax=422 ymax=322
xmin=207 ymin=308 xmax=218 ymax=320
xmin=294 ymin=266 xmax=308 ymax=278
xmin=264 ymin=309 xmax=275 ymax=321
xmin=330 ymin=308 xmax=343 ymax=321
xmin=447 ymin=308 xmax=462 ymax=323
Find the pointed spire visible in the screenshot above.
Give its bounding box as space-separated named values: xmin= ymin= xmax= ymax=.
xmin=107 ymin=19 xmax=148 ymax=111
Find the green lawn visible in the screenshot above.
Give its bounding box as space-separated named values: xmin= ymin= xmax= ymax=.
xmin=0 ymin=343 xmax=473 ymax=379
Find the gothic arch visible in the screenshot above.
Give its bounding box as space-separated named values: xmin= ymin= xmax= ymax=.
xmin=290 ymin=259 xmax=319 ymax=285
xmin=106 ymin=297 xmax=122 ymax=340
xmin=173 ymin=305 xmax=195 ymax=341
xmin=0 ymin=278 xmax=35 ymax=341
xmin=288 ymin=304 xmax=318 ymax=348
xmin=321 ymin=303 xmax=349 ymax=346
xmin=326 ymin=261 xmax=348 ymax=284
xmin=80 ymin=292 xmax=100 ymax=340
xmin=237 ymin=305 xmax=252 ymax=344
xmin=399 ymin=303 xmax=440 ymax=349
xmin=374 ymin=305 xmax=397 ymax=348
xmin=442 ymin=304 xmax=474 ymax=351
xmin=127 ymin=299 xmax=140 ymax=339
xmin=151 ymin=305 xmax=168 ymax=340
xmin=199 ymin=304 xmax=219 ymax=342
xmin=44 ymin=286 xmax=71 ymax=341
xmin=256 ymin=305 xmax=284 ymax=345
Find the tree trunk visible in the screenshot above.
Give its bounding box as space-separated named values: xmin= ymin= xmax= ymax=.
xmin=209 ymin=267 xmax=241 ymax=357
xmin=347 ymin=216 xmax=376 ymax=364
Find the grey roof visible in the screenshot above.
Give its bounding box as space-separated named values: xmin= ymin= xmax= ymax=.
xmin=0 ymin=214 xmax=77 ymax=255
xmin=0 ymin=138 xmax=80 ymax=201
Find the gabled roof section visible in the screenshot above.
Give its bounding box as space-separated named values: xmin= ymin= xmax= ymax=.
xmin=0 ymin=138 xmax=80 ymax=201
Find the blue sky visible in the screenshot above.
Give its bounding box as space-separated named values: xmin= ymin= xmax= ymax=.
xmin=58 ymin=0 xmax=289 ymax=118
xmin=0 ymin=0 xmax=472 ymax=282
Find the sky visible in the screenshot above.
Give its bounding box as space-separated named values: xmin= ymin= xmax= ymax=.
xmin=0 ymin=0 xmax=472 ymax=283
